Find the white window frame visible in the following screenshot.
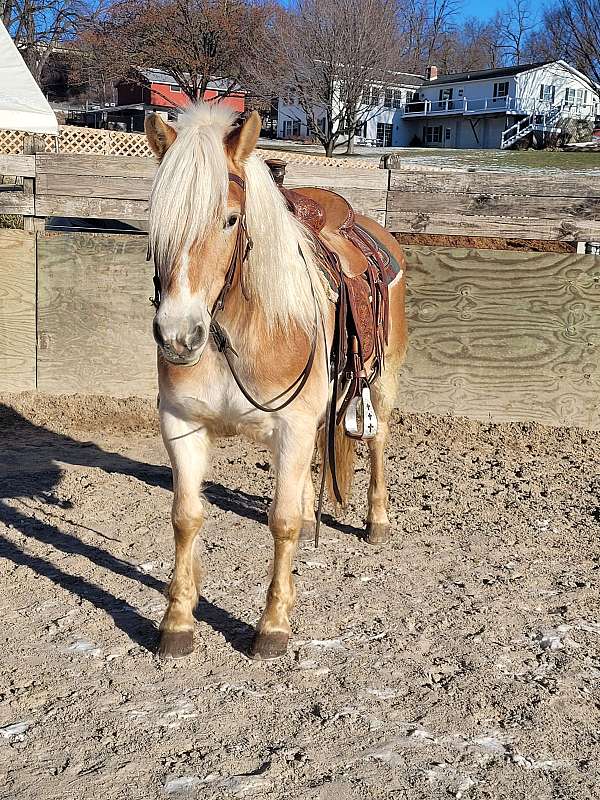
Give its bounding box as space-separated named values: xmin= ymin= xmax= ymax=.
xmin=540 ymin=84 xmax=556 ymax=103
xmin=493 ymin=81 xmax=509 ymax=99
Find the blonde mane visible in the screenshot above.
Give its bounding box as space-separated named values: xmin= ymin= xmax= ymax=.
xmin=148 ymin=102 xmax=326 ymax=333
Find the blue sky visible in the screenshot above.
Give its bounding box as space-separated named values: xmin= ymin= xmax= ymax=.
xmin=459 ymin=0 xmax=507 ymax=19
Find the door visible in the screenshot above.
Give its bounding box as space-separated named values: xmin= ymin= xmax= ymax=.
xmin=376 ymin=122 xmax=393 ymax=147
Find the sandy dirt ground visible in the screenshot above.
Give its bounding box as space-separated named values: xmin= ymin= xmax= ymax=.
xmin=1 ymin=392 xmax=599 ymax=800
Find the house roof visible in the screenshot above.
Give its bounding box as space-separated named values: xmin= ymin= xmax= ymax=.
xmin=138 ymin=68 xmax=244 ymax=93
xmin=387 ymin=71 xmax=424 ymax=87
xmin=420 ymin=62 xmax=551 ymax=87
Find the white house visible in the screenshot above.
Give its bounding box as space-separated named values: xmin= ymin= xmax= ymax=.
xmin=276 ymin=60 xmax=600 ymax=150
xmin=276 ymin=71 xmax=424 ymax=147
xmin=402 ymin=61 xmax=600 ymax=149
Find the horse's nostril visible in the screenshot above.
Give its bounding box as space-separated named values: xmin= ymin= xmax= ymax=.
xmin=187 ymin=324 xmax=205 ymax=351
xmin=152 ymin=317 xmax=164 ymax=348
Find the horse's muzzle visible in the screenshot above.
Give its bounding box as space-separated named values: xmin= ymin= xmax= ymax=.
xmin=153 ymin=316 xmax=207 ymax=366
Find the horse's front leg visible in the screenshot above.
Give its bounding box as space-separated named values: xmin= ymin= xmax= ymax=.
xmin=251 ymin=420 xmax=316 ymax=660
xmin=158 ymin=410 xmax=209 ymax=658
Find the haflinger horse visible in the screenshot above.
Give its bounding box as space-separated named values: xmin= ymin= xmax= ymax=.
xmin=144 ymin=103 xmax=407 ymax=660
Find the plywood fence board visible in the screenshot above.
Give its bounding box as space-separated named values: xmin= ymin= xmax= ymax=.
xmin=37 ymin=233 xmax=157 ymax=396
xmin=399 ymin=246 xmax=600 ymax=428
xmin=0 ymin=229 xmax=36 ymax=390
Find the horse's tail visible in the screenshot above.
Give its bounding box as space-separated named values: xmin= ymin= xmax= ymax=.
xmin=317 ymin=424 xmax=356 ymax=508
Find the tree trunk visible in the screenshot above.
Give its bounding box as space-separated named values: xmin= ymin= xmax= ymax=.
xmin=325 ymin=139 xmax=335 ymax=157
xmin=346 ymin=134 xmax=355 ymax=155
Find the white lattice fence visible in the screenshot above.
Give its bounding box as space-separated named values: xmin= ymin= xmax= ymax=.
xmin=0 ymin=124 xmax=380 ymax=168
xmin=0 ymin=129 xmax=26 ymax=154
xmin=108 ymin=130 xmax=153 ymax=157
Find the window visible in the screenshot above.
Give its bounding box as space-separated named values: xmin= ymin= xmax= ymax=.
xmin=445 ymin=127 xmax=451 ymax=141
xmin=170 ymin=85 xmax=181 ymax=93
xmin=565 ymin=87 xmax=576 ymax=104
xmin=376 ymin=122 xmax=393 ymax=146
xmin=493 ymin=82 xmax=509 ymax=98
xmin=393 ymin=89 xmax=403 ymax=109
xmin=282 ymin=119 xmax=302 ymax=137
xmin=439 ymin=87 xmax=453 ymax=100
xmin=540 ymin=84 xmax=556 ymax=103
xmin=370 ymin=86 xmax=381 ymax=106
xmin=457 ymin=88 xmax=464 ymax=97
xmin=424 ymin=125 xmax=442 ymax=144
xmin=362 ymin=86 xmax=371 ymax=104
xmin=384 ymin=89 xmax=393 ymax=108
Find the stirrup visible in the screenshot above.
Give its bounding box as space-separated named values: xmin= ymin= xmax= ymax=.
xmin=344 ymin=384 xmax=378 ymax=440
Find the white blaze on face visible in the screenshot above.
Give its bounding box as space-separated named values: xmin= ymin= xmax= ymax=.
xmin=155 ymin=243 xmax=212 ymax=353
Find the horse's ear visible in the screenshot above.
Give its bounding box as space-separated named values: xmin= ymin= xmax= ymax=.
xmin=145 ymin=113 xmax=177 ymax=160
xmin=225 ymin=111 xmax=261 ymax=165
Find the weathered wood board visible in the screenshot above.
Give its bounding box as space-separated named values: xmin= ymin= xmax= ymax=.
xmin=398 ymin=246 xmax=600 ymax=429
xmin=0 ymin=154 xmax=35 ymax=178
xmin=37 ymin=233 xmax=157 ymax=396
xmin=387 ymin=211 xmax=600 ymax=242
xmin=0 ymin=229 xmax=36 ymax=390
xmin=33 ymin=154 xmax=387 ymax=223
xmin=387 ymin=167 xmax=600 ymax=242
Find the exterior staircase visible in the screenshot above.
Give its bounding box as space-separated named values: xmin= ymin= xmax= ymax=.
xmin=501 ymin=106 xmax=562 ymax=149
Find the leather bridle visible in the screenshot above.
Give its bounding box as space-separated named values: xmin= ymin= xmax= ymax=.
xmin=149 ymin=172 xmax=321 ymax=415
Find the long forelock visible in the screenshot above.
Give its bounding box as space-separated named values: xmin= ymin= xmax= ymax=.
xmin=148 ymin=102 xmax=326 ymax=334
xmin=148 ymin=103 xmax=239 ymax=271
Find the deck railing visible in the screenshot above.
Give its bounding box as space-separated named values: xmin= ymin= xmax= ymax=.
xmin=403 ymin=97 xmax=598 ymax=118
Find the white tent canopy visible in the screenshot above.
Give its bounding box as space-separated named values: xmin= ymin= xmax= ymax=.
xmin=0 ymin=22 xmax=58 ymax=134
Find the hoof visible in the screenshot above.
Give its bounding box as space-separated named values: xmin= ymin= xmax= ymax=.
xmin=249 ymin=630 xmax=289 ymax=660
xmin=157 ymin=629 xmax=194 ymax=659
xmin=298 ymin=519 xmax=316 ymax=543
xmin=366 ymin=522 xmax=390 ymax=545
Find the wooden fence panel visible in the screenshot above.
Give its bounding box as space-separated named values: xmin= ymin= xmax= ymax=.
xmin=387 ymin=167 xmax=600 ymax=242
xmin=33 ymin=154 xmax=388 ymax=223
xmin=37 ymin=233 xmax=157 ymax=396
xmin=399 ymin=246 xmax=600 ymax=428
xmin=0 ymin=230 xmax=36 ymax=390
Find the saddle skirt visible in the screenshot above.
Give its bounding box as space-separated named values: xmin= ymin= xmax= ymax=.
xmin=281 ymin=186 xmax=402 ymax=370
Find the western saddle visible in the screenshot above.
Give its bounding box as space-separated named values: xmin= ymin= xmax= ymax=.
xmin=266 ymin=159 xmax=400 ymax=501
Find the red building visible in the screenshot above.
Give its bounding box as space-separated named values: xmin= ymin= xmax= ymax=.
xmin=117 ymin=69 xmax=246 ymax=120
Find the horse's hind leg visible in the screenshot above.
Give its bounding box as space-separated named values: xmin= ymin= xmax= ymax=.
xmin=366 ymin=366 xmax=399 ymax=545
xmin=251 ymin=421 xmax=316 ymax=659
xmin=158 ymin=411 xmax=209 ymax=658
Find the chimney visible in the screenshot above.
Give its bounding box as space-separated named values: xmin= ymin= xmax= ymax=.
xmin=426 ymin=65 xmax=438 ymax=81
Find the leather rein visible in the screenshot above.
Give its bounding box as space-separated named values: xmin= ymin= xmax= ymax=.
xmin=150 ymin=172 xmax=321 ymax=415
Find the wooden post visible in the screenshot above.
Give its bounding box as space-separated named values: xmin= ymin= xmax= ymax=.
xmin=22 ymin=140 xmax=45 ymax=234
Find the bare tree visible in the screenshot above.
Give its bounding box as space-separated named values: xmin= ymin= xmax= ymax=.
xmin=530 ymin=0 xmax=600 ymax=83
xmin=395 ymin=0 xmax=460 ymax=73
xmin=248 ymin=0 xmax=400 ymax=156
xmin=4 ymin=0 xmax=102 ymax=84
xmin=77 ymin=0 xmax=274 ymax=104
xmin=493 ymin=0 xmax=537 ymax=65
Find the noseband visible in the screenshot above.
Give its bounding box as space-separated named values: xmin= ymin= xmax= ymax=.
xmin=149 ymin=172 xmax=319 ymax=414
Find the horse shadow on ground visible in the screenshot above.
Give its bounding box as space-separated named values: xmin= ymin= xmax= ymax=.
xmin=0 ymin=404 xmax=361 ymax=655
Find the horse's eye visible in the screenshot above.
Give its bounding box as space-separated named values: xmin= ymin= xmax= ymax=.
xmin=224 ymin=214 xmax=239 ymax=229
